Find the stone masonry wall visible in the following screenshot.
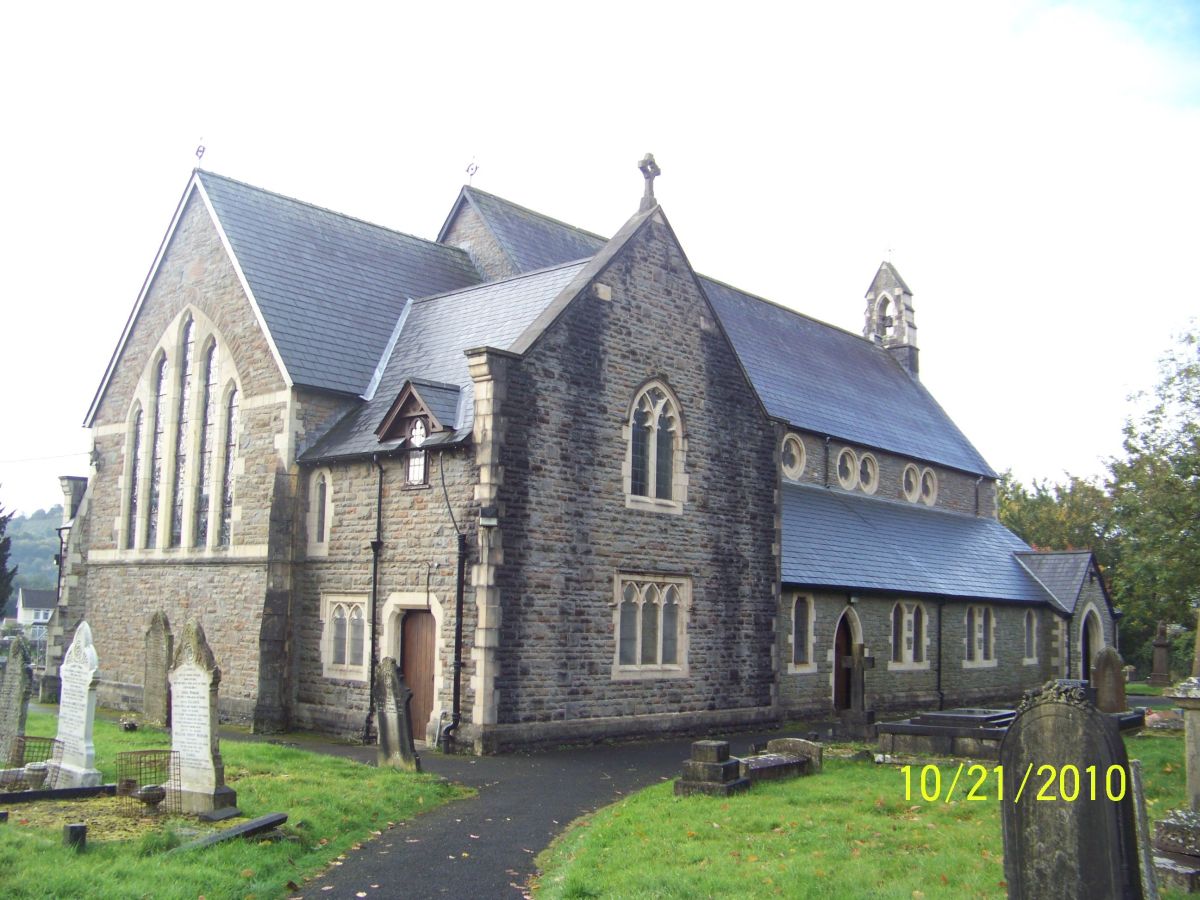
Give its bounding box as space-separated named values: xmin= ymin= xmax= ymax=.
xmin=778 ymin=592 xmax=1056 ymax=716
xmin=293 ymin=447 xmax=478 ymax=739
xmin=488 ymin=212 xmax=779 ymax=745
xmin=784 ymin=431 xmax=998 ymax=518
xmin=441 ymin=202 xmax=515 ymax=282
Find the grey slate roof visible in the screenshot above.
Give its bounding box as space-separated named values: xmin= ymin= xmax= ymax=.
xmin=302 ymin=262 xmax=587 ymax=461
xmin=198 ymin=171 xmax=483 ymax=395
xmin=1015 ymin=551 xmax=1094 ymax=615
xmin=410 ymin=380 xmax=463 ymax=431
xmin=18 ymin=588 xmax=57 ymax=610
xmin=781 ymin=482 xmax=1052 ymax=604
xmin=451 ymin=189 xmax=995 ymax=476
xmin=444 ymin=187 xmax=607 ymax=274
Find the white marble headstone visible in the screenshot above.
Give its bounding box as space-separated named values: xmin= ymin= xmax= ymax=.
xmin=55 ymin=621 xmax=101 ymax=787
xmin=168 ymin=621 xmax=235 ymax=814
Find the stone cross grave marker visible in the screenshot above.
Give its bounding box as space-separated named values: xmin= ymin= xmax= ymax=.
xmin=1149 ymin=622 xmax=1172 ymax=686
xmin=841 ymin=643 xmax=875 ymax=713
xmin=1094 ymin=646 xmax=1129 ymax=714
xmin=54 ymin=621 xmax=102 ymax=787
xmin=169 ymin=621 xmax=236 ymax=814
xmin=375 ymin=657 xmax=421 ymax=772
xmin=1000 ymin=680 xmax=1145 ymax=899
xmin=143 ymin=611 xmax=173 ymax=727
xmin=0 ymin=636 xmax=33 ymax=765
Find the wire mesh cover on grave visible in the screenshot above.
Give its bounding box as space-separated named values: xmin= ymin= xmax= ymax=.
xmin=1 ymin=736 xmax=64 ymax=791
xmin=115 ymin=749 xmax=181 ymax=817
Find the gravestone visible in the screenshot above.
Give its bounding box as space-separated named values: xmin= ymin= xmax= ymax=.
xmin=1094 ymin=646 xmax=1130 ymax=713
xmin=839 ymin=643 xmax=877 ymax=739
xmin=674 ymin=740 xmax=750 ymax=797
xmin=1155 ymin=623 xmax=1200 ymax=889
xmin=1000 ymin=680 xmax=1144 ymax=899
xmin=143 ymin=611 xmax=173 ymax=727
xmin=169 ymin=621 xmax=236 ymax=814
xmin=1149 ymin=623 xmax=1172 ymax=686
xmin=0 ymin=636 xmax=33 ymax=765
xmin=53 ymin=622 xmax=102 ymax=787
xmin=375 ymin=657 xmax=420 ymax=772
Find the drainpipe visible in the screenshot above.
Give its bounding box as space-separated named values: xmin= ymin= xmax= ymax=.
xmin=936 ymin=600 xmax=945 ymax=710
xmin=441 ymin=531 xmax=467 ymax=751
xmin=1065 ymin=613 xmax=1073 ymax=679
xmin=362 ymin=455 xmax=385 ymax=745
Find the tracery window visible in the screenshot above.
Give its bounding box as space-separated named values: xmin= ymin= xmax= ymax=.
xmin=193 ymin=343 xmax=218 ymax=547
xmin=125 ymin=409 xmax=144 ymax=549
xmin=218 ymin=388 xmax=239 ymax=547
xmin=903 ymin=463 xmax=938 ymax=506
xmin=964 ymin=605 xmax=996 ymax=666
xmin=626 ymin=382 xmax=684 ymax=511
xmin=890 ymin=601 xmax=927 ymax=668
xmin=145 ymin=356 xmax=169 ymax=548
xmin=781 ymin=434 xmax=807 ymax=481
xmin=169 ymin=318 xmax=196 ymax=547
xmin=322 ymin=595 xmax=368 ymax=680
xmin=614 ymin=575 xmax=690 ymax=677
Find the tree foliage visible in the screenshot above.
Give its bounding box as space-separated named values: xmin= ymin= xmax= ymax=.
xmin=0 ymin=495 xmax=17 ymax=614
xmin=998 ymin=325 xmax=1200 ymax=666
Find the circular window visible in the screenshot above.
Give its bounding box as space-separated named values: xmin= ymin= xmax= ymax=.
xmin=902 ymin=464 xmax=921 ymax=502
xmin=858 ymin=454 xmax=879 ymax=494
xmin=781 ymin=434 xmax=806 ymax=481
xmin=919 ymin=468 xmax=938 ymax=506
xmin=836 ymin=448 xmax=858 ymax=490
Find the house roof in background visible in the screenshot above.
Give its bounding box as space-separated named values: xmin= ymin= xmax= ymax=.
xmin=18 ymin=588 xmax=57 ymax=610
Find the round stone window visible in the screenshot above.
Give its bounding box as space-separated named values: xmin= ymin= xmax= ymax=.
xmin=836 ymin=448 xmax=858 ymax=490
xmin=902 ymin=464 xmax=921 ymax=502
xmin=858 ymin=454 xmax=879 ymax=494
xmin=781 ymin=434 xmax=806 ymax=481
xmin=920 ymin=468 xmax=938 ymax=506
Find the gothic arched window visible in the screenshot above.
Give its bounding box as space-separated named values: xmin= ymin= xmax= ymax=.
xmin=169 ymin=317 xmax=196 ymax=547
xmin=626 ymin=382 xmax=684 ymax=511
xmin=145 ymin=355 xmax=169 ymax=548
xmin=193 ymin=342 xmax=218 ymax=547
xmin=218 ymin=387 xmax=239 ymax=547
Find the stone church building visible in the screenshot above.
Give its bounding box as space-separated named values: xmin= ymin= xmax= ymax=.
xmin=46 ymin=160 xmax=1117 ymax=752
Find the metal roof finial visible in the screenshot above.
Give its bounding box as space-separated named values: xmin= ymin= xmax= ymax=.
xmin=195 ymin=141 xmax=206 ymax=165
xmin=638 ymin=153 xmax=661 ymax=211
xmin=466 ymin=158 xmax=479 ymax=185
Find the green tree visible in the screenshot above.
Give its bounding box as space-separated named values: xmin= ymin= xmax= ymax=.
xmin=997 ymin=471 xmax=1118 ymax=571
xmin=1109 ymin=325 xmax=1200 ymax=651
xmin=0 ymin=496 xmax=17 ymax=613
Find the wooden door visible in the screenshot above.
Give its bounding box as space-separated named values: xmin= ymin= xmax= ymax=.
xmin=833 ymin=614 xmax=851 ymax=711
xmin=401 ymin=610 xmax=436 ymax=741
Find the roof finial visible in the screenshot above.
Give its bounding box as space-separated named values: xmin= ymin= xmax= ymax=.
xmin=638 ymin=153 xmax=661 ymax=211
xmin=195 ymin=140 xmax=206 ymax=166
xmin=466 ymin=158 xmax=479 ymax=185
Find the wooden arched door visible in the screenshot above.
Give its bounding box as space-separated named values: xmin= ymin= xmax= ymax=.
xmin=401 ymin=610 xmax=436 ymax=742
xmin=833 ymin=613 xmax=852 ymax=711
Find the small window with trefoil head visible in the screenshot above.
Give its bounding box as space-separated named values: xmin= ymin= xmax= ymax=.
xmin=406 ymin=419 xmax=428 ymax=486
xmin=625 ymin=381 xmax=686 ymax=513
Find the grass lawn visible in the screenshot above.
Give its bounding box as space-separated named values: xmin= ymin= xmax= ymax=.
xmin=2 ymin=710 xmax=469 ymax=900
xmin=534 ymin=732 xmax=1188 ymax=899
xmin=1127 ymin=682 xmax=1168 ymax=697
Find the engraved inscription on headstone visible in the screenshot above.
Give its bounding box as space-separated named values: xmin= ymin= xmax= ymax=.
xmin=1001 ymin=680 xmax=1144 ymax=900
xmin=143 ymin=611 xmax=173 ymax=727
xmin=0 ymin=636 xmax=33 ymax=765
xmin=168 ymin=621 xmax=236 ymax=814
xmin=53 ymin=622 xmax=102 ymax=787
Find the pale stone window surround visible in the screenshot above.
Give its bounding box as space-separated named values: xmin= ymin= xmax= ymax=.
xmin=858 ymin=453 xmax=880 ymax=495
xmin=623 ymin=380 xmax=688 ymax=515
xmin=963 ymin=605 xmax=997 ymax=668
xmin=611 ymin=574 xmax=691 ymax=680
xmin=1023 ymin=609 xmax=1038 ymax=665
xmin=919 ymin=468 xmax=938 ymax=506
xmin=836 ymin=447 xmax=858 ymax=490
xmin=1079 ymin=603 xmax=1105 ymax=680
xmin=321 ymin=593 xmax=369 ymax=682
xmin=406 ymin=418 xmax=428 ymax=486
xmin=888 ymin=601 xmax=930 ymax=671
xmin=306 ymin=468 xmax=334 ymax=557
xmin=788 ymin=593 xmax=816 ymax=673
xmin=781 ymin=434 xmax=807 ymax=482
xmin=381 ymin=591 xmax=446 ymax=743
xmin=120 ymin=306 xmax=243 ymax=555
xmin=121 ymin=403 xmax=145 ymax=550
xmin=826 ymin=605 xmax=865 ymax=697
xmin=902 ymin=463 xmax=938 ymax=505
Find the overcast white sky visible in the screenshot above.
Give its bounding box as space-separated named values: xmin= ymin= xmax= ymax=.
xmin=1 ymin=1 xmax=1197 ymax=515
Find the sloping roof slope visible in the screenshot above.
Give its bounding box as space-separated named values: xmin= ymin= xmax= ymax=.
xmin=447 ymin=187 xmax=607 ymax=274
xmin=18 ymin=588 xmax=57 ymax=610
xmin=198 ymin=171 xmax=483 ymax=395
xmin=703 ymin=279 xmax=995 ymax=476
xmin=453 ymin=189 xmax=994 ymax=476
xmin=1016 ymin=551 xmax=1094 ymax=615
xmin=303 ymin=262 xmax=587 ymax=460
xmin=781 ymin=483 xmax=1051 ymax=604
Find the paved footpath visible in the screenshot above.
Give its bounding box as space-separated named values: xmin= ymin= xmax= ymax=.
xmin=228 ymin=728 xmax=806 ymax=900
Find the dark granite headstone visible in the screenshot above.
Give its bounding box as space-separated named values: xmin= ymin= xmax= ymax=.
xmin=143 ymin=611 xmax=173 ymax=727
xmin=376 ymin=657 xmax=420 ymax=772
xmin=0 ymin=637 xmax=33 ymax=764
xmin=1000 ymin=680 xmax=1144 ymax=899
xmin=1149 ymin=622 xmax=1171 ymax=687
xmin=1094 ymin=647 xmax=1129 ymax=714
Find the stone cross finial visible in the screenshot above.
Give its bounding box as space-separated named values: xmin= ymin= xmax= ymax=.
xmin=638 ymin=153 xmax=661 ymax=211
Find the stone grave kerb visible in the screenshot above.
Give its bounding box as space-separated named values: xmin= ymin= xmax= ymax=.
xmin=0 ymin=635 xmax=34 ymax=765
xmin=168 ymin=621 xmax=236 ymax=815
xmin=54 ymin=621 xmax=102 ymax=787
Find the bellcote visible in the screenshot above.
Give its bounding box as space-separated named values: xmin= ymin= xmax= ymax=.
xmin=864 ymin=261 xmax=919 ymax=377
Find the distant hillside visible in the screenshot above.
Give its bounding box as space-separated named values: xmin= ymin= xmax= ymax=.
xmin=8 ymin=506 xmax=62 ymax=599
